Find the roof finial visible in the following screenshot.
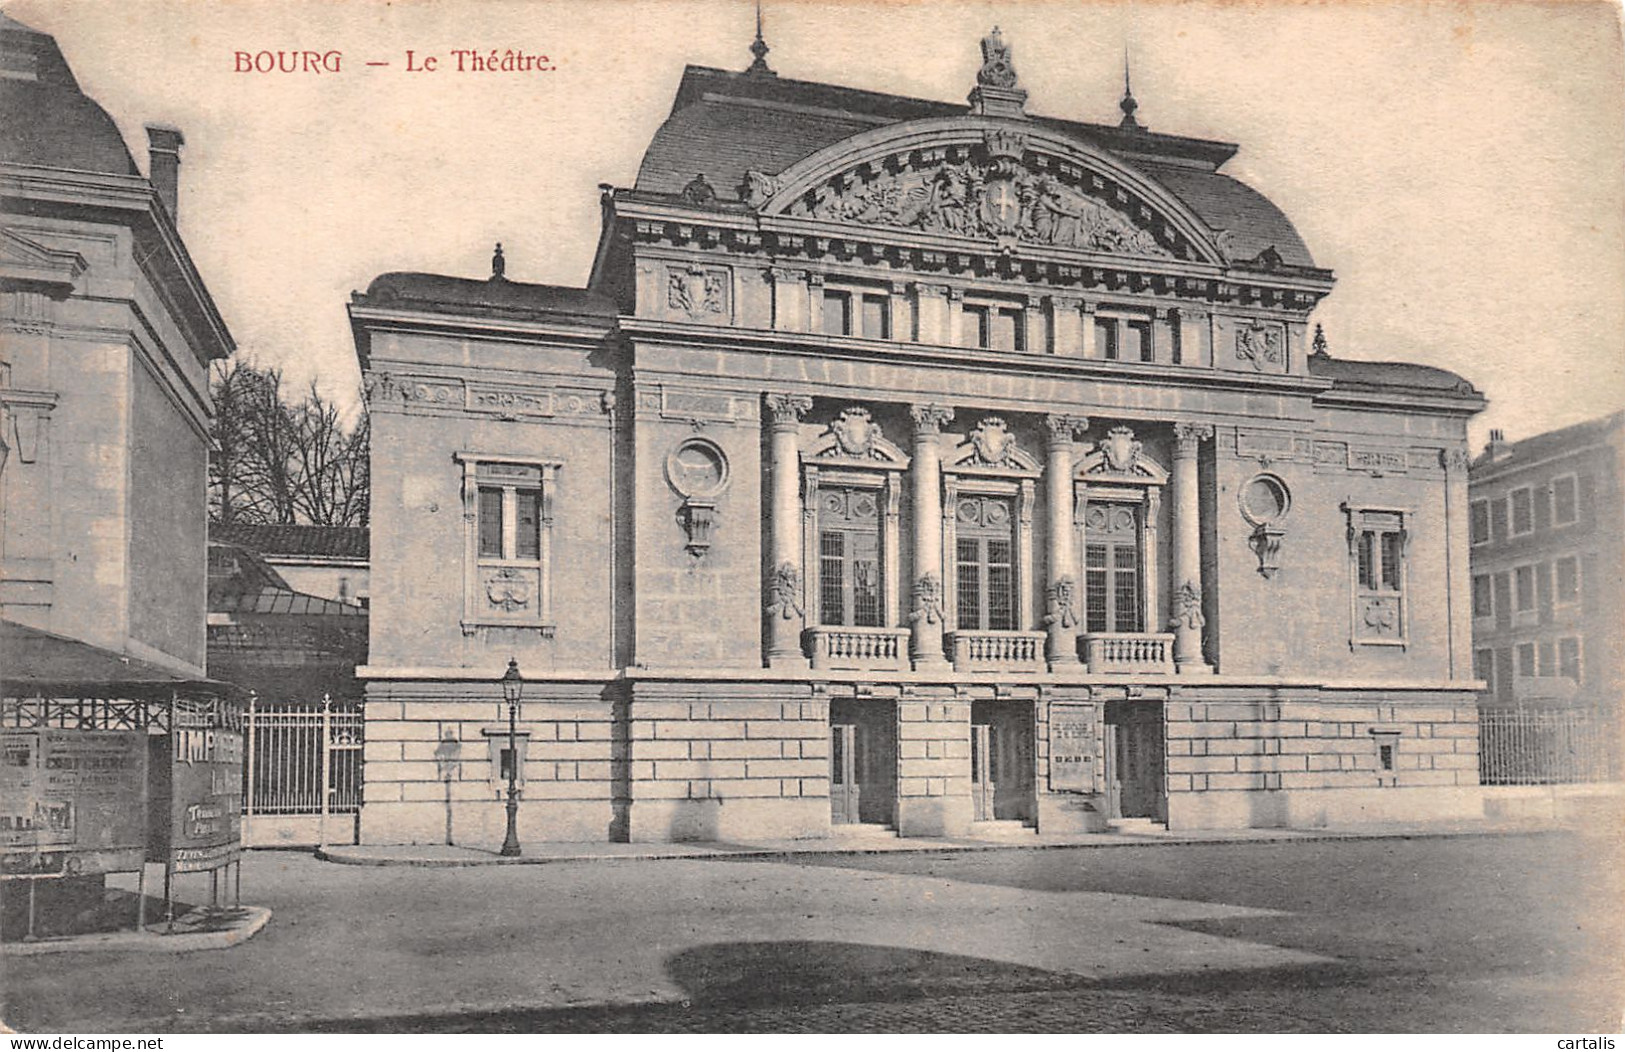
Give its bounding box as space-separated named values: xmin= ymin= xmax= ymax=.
xmin=1311 ymin=323 xmax=1329 ymax=357
xmin=1119 ymin=47 xmax=1141 ymax=130
xmin=491 ymin=242 xmax=506 ymax=281
xmin=746 ymin=0 xmax=775 ymax=76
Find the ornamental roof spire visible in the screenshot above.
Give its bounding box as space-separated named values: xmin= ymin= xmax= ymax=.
xmin=1119 ymin=47 xmax=1142 ymax=130
xmin=746 ymin=1 xmax=776 ymax=76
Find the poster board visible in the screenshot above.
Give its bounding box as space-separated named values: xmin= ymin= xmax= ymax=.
xmin=0 ymin=730 xmax=148 ymax=880
xmin=167 ymin=721 xmax=244 ymax=873
xmin=1047 ymin=702 xmax=1097 ymax=793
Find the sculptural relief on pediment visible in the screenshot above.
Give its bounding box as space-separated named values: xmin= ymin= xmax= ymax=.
xmin=785 ymin=144 xmax=1174 ymax=259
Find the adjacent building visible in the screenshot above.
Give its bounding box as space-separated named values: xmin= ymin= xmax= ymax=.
xmin=349 ymin=29 xmax=1487 ymax=845
xmin=1468 ymin=412 xmax=1623 ymax=713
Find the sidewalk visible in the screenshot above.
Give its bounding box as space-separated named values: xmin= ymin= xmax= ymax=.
xmin=314 ymin=815 xmax=1560 ymax=867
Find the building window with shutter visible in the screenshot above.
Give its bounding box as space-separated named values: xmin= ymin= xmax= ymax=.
xmin=1509 ymin=487 xmax=1534 ymax=536
xmin=1472 ymin=574 xmax=1494 ymax=619
xmin=1514 ymin=565 xmax=1536 ymax=613
xmin=1555 ymin=555 xmax=1580 ymax=605
xmin=1469 ymin=500 xmax=1491 ymax=546
xmin=1558 ymin=637 xmax=1582 ymax=682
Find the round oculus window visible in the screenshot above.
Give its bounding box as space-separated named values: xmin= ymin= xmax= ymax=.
xmin=666 ymin=438 xmax=730 ymax=499
xmin=1240 ymin=474 xmax=1290 ymax=527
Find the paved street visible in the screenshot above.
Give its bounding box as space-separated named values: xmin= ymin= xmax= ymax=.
xmin=4 ymin=831 xmax=1621 ymax=1033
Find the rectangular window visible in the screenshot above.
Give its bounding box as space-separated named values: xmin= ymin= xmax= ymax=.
xmin=1516 ymin=642 xmax=1537 ymax=677
xmin=1469 ymin=500 xmax=1491 ymax=546
xmin=1084 ymin=543 xmax=1108 ymax=635
xmin=817 ymin=487 xmax=882 ymax=628
xmin=1112 ymin=546 xmax=1140 ymax=632
xmin=462 ymin=457 xmax=556 ymax=633
xmin=1125 ymin=319 xmax=1153 ymax=363
xmin=1473 ymin=648 xmax=1496 ymax=694
xmin=1515 ymin=565 xmax=1535 ymax=612
xmin=962 ymin=304 xmax=991 ymax=349
xmin=1169 ymin=309 xmax=1183 ymax=365
xmin=1095 ymin=317 xmax=1119 ymax=360
xmin=1552 ymin=475 xmax=1578 ymax=525
xmin=1539 ymin=641 xmax=1558 ymax=677
xmin=1555 ymin=556 xmax=1580 ymax=604
xmin=1510 ymin=487 xmax=1534 ymax=536
xmin=955 ymin=496 xmax=1017 ymax=631
xmin=860 ymin=294 xmax=890 ymax=340
xmin=478 ymin=487 xmax=504 ymax=558
xmin=822 ymin=290 xmax=852 ymax=335
xmin=1348 ymin=507 xmax=1407 ymax=645
xmin=1472 ymin=574 xmax=1494 ymax=619
xmin=1378 ymin=743 xmax=1395 ymax=771
xmin=990 ymin=307 xmax=1025 ymax=352
xmin=1559 ymin=637 xmax=1581 ymax=682
xmin=1490 ymin=499 xmax=1509 ymax=543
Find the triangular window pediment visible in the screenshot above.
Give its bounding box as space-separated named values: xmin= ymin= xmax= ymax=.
xmin=1077 ymin=426 xmax=1168 ymax=485
xmin=805 ymin=407 xmax=910 ymax=469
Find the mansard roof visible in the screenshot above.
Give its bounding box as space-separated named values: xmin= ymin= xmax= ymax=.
xmin=1307 ymin=352 xmax=1480 ymax=398
xmin=633 ymin=64 xmax=1313 ymax=268
xmin=0 ymin=14 xmax=139 ymax=177
xmin=211 ymin=523 xmax=370 ymax=561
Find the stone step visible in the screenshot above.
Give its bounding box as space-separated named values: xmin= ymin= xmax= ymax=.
xmin=969 ymin=819 xmax=1038 ymax=838
xmin=1109 ymin=817 xmax=1168 ymax=833
xmin=828 ymin=822 xmax=898 ymax=838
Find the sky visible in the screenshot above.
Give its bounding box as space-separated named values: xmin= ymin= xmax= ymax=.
xmin=11 ymin=0 xmax=1625 ymax=449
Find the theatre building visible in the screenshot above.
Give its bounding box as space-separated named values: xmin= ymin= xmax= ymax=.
xmin=349 ymin=30 xmax=1487 ymax=844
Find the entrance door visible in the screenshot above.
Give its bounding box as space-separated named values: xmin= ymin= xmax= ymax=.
xmin=971 ymin=701 xmax=1034 ymax=823
xmin=1106 ymin=701 xmax=1166 ymax=821
xmin=830 ymin=700 xmax=896 ymax=826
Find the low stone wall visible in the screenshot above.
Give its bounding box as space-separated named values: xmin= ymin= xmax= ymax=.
xmin=1165 ymin=687 xmax=1482 ymax=829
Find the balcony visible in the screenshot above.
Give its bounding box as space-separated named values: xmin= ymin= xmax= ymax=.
xmin=1081 ymin=632 xmax=1175 ymax=674
xmin=807 ymin=625 xmax=912 ymax=672
xmin=949 ymin=630 xmax=1047 ymax=673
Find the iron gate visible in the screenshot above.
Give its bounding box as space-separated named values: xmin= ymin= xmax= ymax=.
xmin=242 ymin=696 xmax=363 ymax=844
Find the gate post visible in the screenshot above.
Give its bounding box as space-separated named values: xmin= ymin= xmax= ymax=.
xmin=319 ymin=694 xmax=332 ymax=849
xmin=243 ymin=692 xmax=257 ymax=844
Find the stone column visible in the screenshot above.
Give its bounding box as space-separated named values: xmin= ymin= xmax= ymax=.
xmin=1043 ymin=414 xmax=1089 ymax=666
xmin=908 ymin=404 xmax=954 ymax=670
xmin=1170 ymin=422 xmax=1214 ymax=673
xmin=765 ymin=393 xmax=813 ymax=668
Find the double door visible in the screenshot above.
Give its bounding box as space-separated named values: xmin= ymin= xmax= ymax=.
xmin=830 ymin=700 xmax=896 ymax=826
xmin=1104 ymin=701 xmax=1166 ymax=821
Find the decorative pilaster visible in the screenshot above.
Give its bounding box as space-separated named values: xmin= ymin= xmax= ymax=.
xmin=1048 ymin=295 xmax=1082 ymax=357
xmin=1042 ymin=414 xmax=1089 ymax=665
xmin=1080 ymin=302 xmax=1098 ymax=358
xmin=768 ymin=267 xmax=807 ymax=332
xmin=1169 ymin=422 xmax=1214 ymax=673
xmin=909 ymin=404 xmax=954 ymax=669
xmin=765 ymin=393 xmax=813 ymax=667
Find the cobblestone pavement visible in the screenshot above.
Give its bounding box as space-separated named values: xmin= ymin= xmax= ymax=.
xmin=4 ymin=830 xmax=1620 ymax=1033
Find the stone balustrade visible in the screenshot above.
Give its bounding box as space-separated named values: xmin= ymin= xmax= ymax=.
xmin=1081 ymin=632 xmax=1176 ymax=674
xmin=807 ymin=625 xmax=912 ymax=671
xmin=948 ymin=630 xmax=1048 ymax=672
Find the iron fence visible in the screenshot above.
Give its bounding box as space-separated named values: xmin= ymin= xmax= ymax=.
xmin=242 ymin=697 xmax=364 ymax=816
xmin=1478 ymin=707 xmax=1619 ymax=786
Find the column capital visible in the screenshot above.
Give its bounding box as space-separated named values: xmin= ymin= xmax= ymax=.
xmin=1439 ymin=447 xmax=1471 ymax=474
xmin=768 ymin=266 xmax=806 ymax=284
xmin=1173 ymin=421 xmax=1215 ymax=454
xmin=945 ymin=285 xmax=967 ymax=303
xmin=1044 ymin=414 xmax=1090 ymax=448
xmin=1046 ymin=293 xmax=1083 ymax=311
xmin=765 ymin=393 xmax=813 ymax=429
xmin=806 ymin=271 xmax=826 ymax=288
xmin=909 ymin=403 xmax=955 ymax=436
xmin=912 ymin=282 xmax=951 ymax=299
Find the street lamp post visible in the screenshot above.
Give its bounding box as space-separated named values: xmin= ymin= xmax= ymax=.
xmin=499 ymin=657 xmax=524 ymax=857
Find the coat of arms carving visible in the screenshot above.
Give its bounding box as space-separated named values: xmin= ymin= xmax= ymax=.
xmin=1236 ymin=322 xmax=1285 ymax=371
xmin=668 ymin=267 xmax=727 ymax=317
xmin=485 ymin=568 xmax=532 ymax=612
xmin=830 ymin=407 xmax=882 ymax=459
xmin=969 ymin=417 xmax=1015 ymax=466
xmin=1100 ymin=426 xmax=1142 ymax=474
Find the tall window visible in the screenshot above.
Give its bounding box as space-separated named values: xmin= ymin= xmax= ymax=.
xmin=1473 ymin=648 xmax=1496 ymax=695
xmin=1469 ymin=500 xmax=1491 ymax=546
xmin=955 ymin=496 xmax=1016 ymax=631
xmin=817 ymin=487 xmax=881 ymax=628
xmin=1514 ymin=565 xmax=1535 ymax=613
xmin=1083 ymin=502 xmax=1142 ymax=633
xmin=1471 ymin=574 xmax=1494 ymax=619
xmin=1124 ymin=319 xmax=1154 ymax=363
xmin=1095 ymin=317 xmax=1119 ymax=360
xmin=1551 ymin=475 xmax=1578 ymax=526
xmin=962 ymin=304 xmax=1024 ymax=351
xmin=1168 ymin=309 xmax=1183 ymax=365
xmin=1516 ymin=642 xmax=1536 ymax=677
xmin=460 ymin=456 xmax=557 ymax=634
xmin=1555 ymin=555 xmax=1580 ymax=605
xmin=1509 ymin=487 xmax=1534 ymax=536
xmin=822 ymin=290 xmax=852 ymax=336
xmin=1348 ymin=506 xmax=1407 ymax=646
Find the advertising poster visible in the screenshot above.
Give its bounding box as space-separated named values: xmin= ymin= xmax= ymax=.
xmin=0 ymin=729 xmax=148 ymax=879
xmin=169 ymin=722 xmax=244 ymax=873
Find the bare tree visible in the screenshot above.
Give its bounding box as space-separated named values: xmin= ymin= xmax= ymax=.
xmin=209 ymin=361 xmax=369 ymax=527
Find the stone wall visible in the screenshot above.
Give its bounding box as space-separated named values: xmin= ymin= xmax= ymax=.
xmin=1165 ymin=686 xmax=1482 ymax=829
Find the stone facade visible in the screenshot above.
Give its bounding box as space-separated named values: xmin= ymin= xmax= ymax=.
xmin=350 ymin=30 xmax=1486 ymax=843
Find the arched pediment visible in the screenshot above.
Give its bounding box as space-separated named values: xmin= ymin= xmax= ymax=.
xmin=946 ymin=416 xmax=1042 ymax=477
xmin=1077 ymin=426 xmax=1169 ymax=485
xmin=750 ymin=117 xmax=1224 ymax=265
xmin=804 ymin=407 xmax=910 ymax=469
